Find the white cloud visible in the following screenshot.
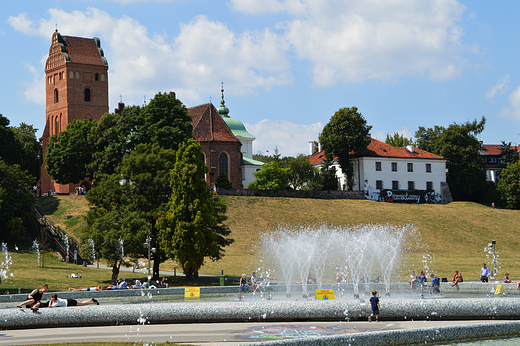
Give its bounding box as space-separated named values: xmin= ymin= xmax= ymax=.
xmin=486 ymin=74 xmax=510 ymax=99
xmin=500 ymin=86 xmax=520 ymax=121
xmin=246 ymin=119 xmax=323 ymax=157
xmin=233 ymin=0 xmax=469 ymax=85
xmin=8 ymin=9 xmax=292 ymax=108
xmin=21 ymin=63 xmax=45 ymax=106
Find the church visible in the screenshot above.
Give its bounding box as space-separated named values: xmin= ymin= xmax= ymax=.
xmin=40 ymin=31 xmax=261 ymax=193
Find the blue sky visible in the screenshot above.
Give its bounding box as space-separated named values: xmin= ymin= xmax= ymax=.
xmin=2 ymin=0 xmax=520 ymax=157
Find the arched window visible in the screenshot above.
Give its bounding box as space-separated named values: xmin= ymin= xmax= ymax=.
xmin=84 ymin=88 xmax=91 ymax=102
xmin=75 ymin=71 xmax=80 ymax=79
xmin=95 ymin=73 xmax=99 ymax=81
xmin=54 ymin=89 xmax=59 ymax=103
xmin=69 ymin=71 xmax=74 ymax=79
xmin=100 ymin=74 xmax=106 ymax=82
xmin=219 ymin=152 xmax=229 ymax=177
xmin=54 ymin=116 xmax=59 ymax=135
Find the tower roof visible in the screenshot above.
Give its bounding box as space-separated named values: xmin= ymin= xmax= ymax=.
xmin=45 ymin=31 xmax=108 ymax=72
xmin=216 ymin=86 xmax=255 ymax=140
xmin=188 ymin=103 xmax=240 ymax=143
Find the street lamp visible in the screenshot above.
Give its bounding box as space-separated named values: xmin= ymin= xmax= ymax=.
xmin=143 ymin=238 xmax=156 ymax=282
xmin=491 ymin=240 xmax=497 ymax=278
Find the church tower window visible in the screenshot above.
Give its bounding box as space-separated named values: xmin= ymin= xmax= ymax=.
xmin=84 ymin=88 xmax=91 ymax=102
xmin=219 ymin=152 xmax=229 ymax=177
xmin=54 ymin=89 xmax=59 ymax=103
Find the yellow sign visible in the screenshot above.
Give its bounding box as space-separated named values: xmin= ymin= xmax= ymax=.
xmin=494 ymin=284 xmax=505 ymax=295
xmin=185 ymin=287 xmax=200 ymax=299
xmin=315 ymin=289 xmax=335 ymax=300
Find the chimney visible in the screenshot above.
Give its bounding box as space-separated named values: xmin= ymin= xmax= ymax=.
xmin=406 ymin=144 xmax=415 ymax=153
xmin=309 ymin=141 xmax=316 ymax=155
xmin=169 ymin=91 xmax=176 ymax=99
xmin=114 ymin=102 xmax=124 ymax=115
xmin=318 ymin=143 xmax=322 ymax=152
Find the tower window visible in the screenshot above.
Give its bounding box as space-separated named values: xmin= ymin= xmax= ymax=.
xmin=54 ymin=89 xmax=59 ymax=103
xmin=75 ymin=71 xmax=80 ymax=79
xmin=219 ymin=152 xmax=229 ymax=177
xmin=100 ymin=74 xmax=106 ymax=82
xmin=69 ymin=71 xmax=74 ymax=79
xmin=84 ymin=88 xmax=91 ymax=102
xmin=95 ymin=73 xmax=99 ymax=81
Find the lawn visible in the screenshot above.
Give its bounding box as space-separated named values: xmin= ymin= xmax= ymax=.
xmin=25 ymin=195 xmax=520 ymax=291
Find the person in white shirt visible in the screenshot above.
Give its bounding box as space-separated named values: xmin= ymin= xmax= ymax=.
xmin=251 ymin=272 xmax=259 ymax=293
xmin=50 ymin=294 xmax=99 ymax=307
xmin=409 ymin=271 xmax=417 ymax=291
xmin=131 ymin=279 xmax=142 ymax=289
xmin=480 ymin=263 xmax=490 ymax=282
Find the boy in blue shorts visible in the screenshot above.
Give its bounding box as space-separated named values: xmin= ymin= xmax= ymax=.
xmin=369 ymin=290 xmax=380 ymax=322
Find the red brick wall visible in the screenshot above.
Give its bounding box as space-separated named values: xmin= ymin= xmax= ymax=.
xmin=200 ymin=141 xmax=243 ymax=189
xmin=40 ymin=56 xmax=108 ymax=194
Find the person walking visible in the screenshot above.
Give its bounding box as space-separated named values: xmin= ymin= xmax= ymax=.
xmin=480 ymin=263 xmax=490 ymax=283
xmin=369 ymin=290 xmax=381 ymax=322
xmin=17 ymin=284 xmax=48 ymax=311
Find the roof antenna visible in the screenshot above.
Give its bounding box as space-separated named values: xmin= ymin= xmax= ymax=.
xmin=143 ymin=95 xmax=146 ymax=105
xmin=119 ymin=94 xmax=123 ymax=103
xmin=55 ymin=23 xmax=58 ymax=32
xmin=209 ymin=96 xmax=212 ymax=104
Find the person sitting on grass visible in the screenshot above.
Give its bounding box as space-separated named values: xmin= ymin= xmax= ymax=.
xmin=49 ymin=294 xmax=99 ymax=307
xmin=451 ymin=270 xmax=463 ymax=287
xmin=504 ymin=273 xmax=512 ymax=283
xmin=17 ymin=284 xmax=48 ymax=311
xmin=68 ymin=286 xmax=102 ymax=292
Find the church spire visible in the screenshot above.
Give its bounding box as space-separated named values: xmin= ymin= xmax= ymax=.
xmin=217 ymin=81 xmax=230 ymax=118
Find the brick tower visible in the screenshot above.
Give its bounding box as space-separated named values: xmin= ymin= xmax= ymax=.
xmin=40 ymin=30 xmax=109 ymax=194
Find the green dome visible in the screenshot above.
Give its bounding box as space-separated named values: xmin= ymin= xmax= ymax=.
xmin=223 ymin=117 xmax=255 ymax=140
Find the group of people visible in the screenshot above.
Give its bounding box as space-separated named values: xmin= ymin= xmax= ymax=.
xmin=67 ymin=277 xmax=169 ymax=291
xmin=240 ymin=272 xmax=259 ymax=293
xmin=17 ymin=284 xmax=99 ymax=311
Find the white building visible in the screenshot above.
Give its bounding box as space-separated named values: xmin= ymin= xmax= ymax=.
xmin=309 ymin=138 xmax=448 ymax=203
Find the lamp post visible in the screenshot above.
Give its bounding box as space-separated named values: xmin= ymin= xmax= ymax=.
xmin=143 ymin=238 xmax=156 ymax=282
xmin=491 ymin=240 xmax=497 ymax=278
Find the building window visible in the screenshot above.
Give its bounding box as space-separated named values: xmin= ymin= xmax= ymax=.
xmin=54 ymin=116 xmax=59 ymax=135
xmin=407 ymin=163 xmax=413 ymax=172
xmin=408 ymin=181 xmax=415 ymax=190
xmin=75 ymin=71 xmax=80 ymax=79
xmin=84 ymin=88 xmax=91 ymax=102
xmin=426 ymin=181 xmax=433 ymax=191
xmin=376 ymin=180 xmax=383 ymax=190
xmin=95 ymin=73 xmax=99 ymax=81
xmin=54 ymin=89 xmax=59 ymax=103
xmin=426 ymin=163 xmax=432 ymax=173
xmin=391 ymin=162 xmax=397 ymax=172
xmin=489 ymin=158 xmax=497 ymax=163
xmin=100 ymin=74 xmax=106 ymax=82
xmin=375 ymin=162 xmax=382 ymax=171
xmin=392 ymin=180 xmax=399 ymax=190
xmin=219 ymin=152 xmax=229 ymax=177
xmin=69 ymin=71 xmax=74 ymax=79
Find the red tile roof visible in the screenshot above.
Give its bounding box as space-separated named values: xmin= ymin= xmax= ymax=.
xmin=309 ymin=138 xmax=444 ymax=164
xmin=188 ymin=103 xmax=240 ymax=143
xmin=63 ymin=35 xmax=106 ymax=66
xmin=481 ymin=144 xmax=519 ymax=156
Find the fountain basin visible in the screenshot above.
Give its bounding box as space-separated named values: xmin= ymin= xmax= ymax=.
xmin=3 ymin=297 xmax=520 ymax=330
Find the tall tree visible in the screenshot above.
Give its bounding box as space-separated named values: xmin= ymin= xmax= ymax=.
xmin=497 ymin=160 xmax=520 ymax=209
xmin=415 ymin=117 xmax=487 ymax=202
xmin=0 ymin=159 xmax=35 ymax=243
xmin=287 ymin=154 xmax=319 ymax=190
xmin=385 ymin=132 xmax=413 ymax=147
xmin=158 ymin=139 xmax=233 ymax=285
xmin=319 ymin=107 xmax=372 ymax=190
xmin=499 ymin=141 xmax=519 ymax=170
xmin=45 ymin=119 xmax=97 ymax=184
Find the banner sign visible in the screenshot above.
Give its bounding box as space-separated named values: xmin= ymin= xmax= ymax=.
xmin=185 ymin=287 xmax=200 ymax=298
xmin=315 ymin=289 xmax=335 ymax=300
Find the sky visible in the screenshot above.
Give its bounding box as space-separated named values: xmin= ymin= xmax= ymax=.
xmin=2 ymin=0 xmax=520 ymax=157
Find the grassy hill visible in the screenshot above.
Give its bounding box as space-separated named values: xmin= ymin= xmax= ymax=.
xmin=32 ymin=195 xmax=520 ymax=284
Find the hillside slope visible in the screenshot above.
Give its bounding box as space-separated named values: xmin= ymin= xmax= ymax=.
xmin=36 ymin=195 xmax=520 ymax=281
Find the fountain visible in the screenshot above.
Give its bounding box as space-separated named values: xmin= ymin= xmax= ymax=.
xmin=0 ymin=242 xmax=14 ymax=285
xmin=32 ymin=240 xmax=40 ymax=267
xmin=260 ymin=224 xmax=414 ymax=297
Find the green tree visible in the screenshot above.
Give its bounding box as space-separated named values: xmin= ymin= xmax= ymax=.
xmin=45 ymin=119 xmax=97 ymax=184
xmin=83 ymin=173 xmax=150 ymax=284
xmin=215 ymin=171 xmax=233 ymax=189
xmin=385 ymin=132 xmax=413 ymax=147
xmin=158 ymin=139 xmax=232 ymax=285
xmin=497 ymin=160 xmax=520 ymax=209
xmin=499 ymin=141 xmax=519 ymax=170
xmin=287 ymin=154 xmax=319 ymax=190
xmin=247 ymin=161 xmax=291 ymax=190
xmin=319 ymin=107 xmax=372 ymax=190
xmin=415 ymin=117 xmax=487 ymax=202
xmin=318 ymin=156 xmax=338 ymax=190
xmin=0 ymin=159 xmax=35 ymax=243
